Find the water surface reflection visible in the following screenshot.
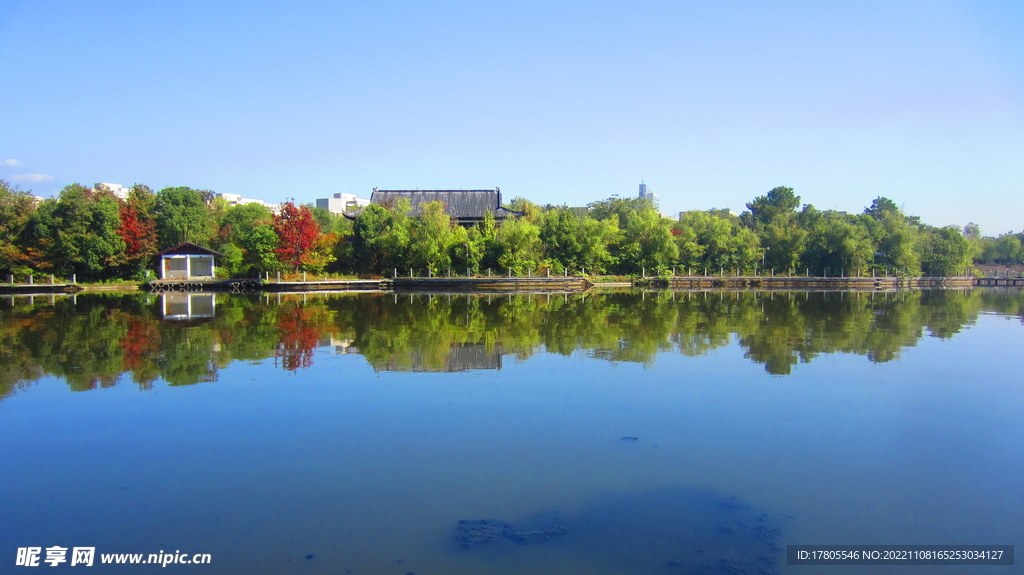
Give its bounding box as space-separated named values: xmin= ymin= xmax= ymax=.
xmin=1 ymin=289 xmax=1022 ymax=574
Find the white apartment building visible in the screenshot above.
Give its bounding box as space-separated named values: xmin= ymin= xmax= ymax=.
xmin=316 ymin=192 xmax=370 ymax=214
xmin=217 ymin=192 xmax=280 ymax=213
xmin=96 ymin=183 xmax=131 ymax=200
xmin=93 ymin=185 xmax=279 ymax=212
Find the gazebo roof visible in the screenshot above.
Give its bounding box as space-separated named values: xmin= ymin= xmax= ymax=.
xmin=155 ymin=242 xmax=224 ymax=257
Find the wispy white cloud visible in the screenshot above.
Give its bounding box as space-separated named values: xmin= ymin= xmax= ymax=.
xmin=12 ymin=173 xmax=54 ymax=182
xmin=2 ymin=159 xmax=22 ymax=167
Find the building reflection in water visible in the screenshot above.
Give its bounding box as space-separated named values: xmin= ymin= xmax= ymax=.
xmin=355 ymin=341 xmax=504 ymax=373
xmin=161 ymin=293 xmax=217 ymax=321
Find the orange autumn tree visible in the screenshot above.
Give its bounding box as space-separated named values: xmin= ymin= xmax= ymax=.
xmin=273 ymin=201 xmax=335 ymax=273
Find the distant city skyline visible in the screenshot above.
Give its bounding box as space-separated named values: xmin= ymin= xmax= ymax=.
xmin=2 ymin=1 xmax=1021 ymax=236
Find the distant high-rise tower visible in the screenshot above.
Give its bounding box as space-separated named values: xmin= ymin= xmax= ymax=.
xmin=639 ymin=182 xmax=659 ymax=210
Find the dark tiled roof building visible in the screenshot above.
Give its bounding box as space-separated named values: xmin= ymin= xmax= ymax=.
xmin=368 ymin=188 xmax=521 ymax=225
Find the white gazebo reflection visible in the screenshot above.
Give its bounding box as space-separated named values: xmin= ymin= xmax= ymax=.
xmin=161 ymin=293 xmax=216 ymax=320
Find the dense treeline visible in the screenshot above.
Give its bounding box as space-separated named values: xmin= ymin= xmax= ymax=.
xmin=0 ymin=180 xmax=1002 ymax=281
xmin=961 ymin=222 xmax=1024 ymax=266
xmin=0 ymin=180 xmax=337 ymax=281
xmin=2 ymin=289 xmax=1022 ymax=400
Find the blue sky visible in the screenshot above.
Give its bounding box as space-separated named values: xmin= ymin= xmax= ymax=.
xmin=2 ymin=0 xmax=1021 ymax=235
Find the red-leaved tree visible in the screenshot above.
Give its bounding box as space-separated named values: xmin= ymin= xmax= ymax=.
xmin=273 ymin=201 xmax=321 ymax=272
xmin=117 ymin=199 xmax=158 ymax=276
xmin=274 ymin=303 xmax=322 ymax=370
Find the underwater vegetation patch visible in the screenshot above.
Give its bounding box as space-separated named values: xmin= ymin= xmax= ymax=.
xmin=454 ymin=488 xmax=785 ymax=574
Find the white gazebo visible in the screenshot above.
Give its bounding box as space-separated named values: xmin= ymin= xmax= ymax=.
xmin=156 ymin=243 xmax=222 ymax=280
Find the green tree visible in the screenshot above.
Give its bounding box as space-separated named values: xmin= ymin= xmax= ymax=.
xmin=961 ymin=222 xmax=981 ymax=240
xmin=539 ymin=208 xmax=616 ymax=273
xmin=760 ymin=222 xmax=806 ymax=272
xmin=448 ymin=224 xmax=477 ymax=274
xmin=476 ymin=211 xmax=502 ymax=272
xmin=801 ymin=212 xmax=874 ymax=276
xmin=409 ymin=201 xmax=455 ymax=275
xmin=997 ymin=234 xmax=1024 ymax=264
xmin=539 ymin=208 xmax=582 ymax=266
xmin=961 ymin=223 xmax=984 ymax=264
xmin=507 ymin=196 xmax=543 ymax=223
xmin=864 ymin=197 xmax=901 ymax=220
xmin=740 ymin=187 xmax=806 ymax=272
xmin=0 ymin=179 xmax=37 ymax=276
xmin=154 ymin=187 xmax=213 ymax=247
xmin=206 ymin=195 xmax=231 ymax=232
xmin=241 ymin=224 xmax=281 ymax=274
xmin=577 ymin=217 xmax=619 ymax=272
xmin=744 ymin=186 xmax=801 ymax=227
xmin=614 ymin=209 xmax=678 ymax=274
xmin=352 ymin=200 xmax=412 ymax=274
xmin=588 ymin=196 xmax=651 ymax=224
xmin=218 ymin=202 xmax=273 ymax=246
xmin=678 ymin=210 xmax=760 ymax=272
xmin=217 ymin=243 xmax=244 ymax=276
xmin=310 ymin=206 xmax=353 ymax=236
xmin=495 ymin=216 xmax=542 ymax=274
xmin=207 ymin=203 xmax=273 ymax=276
xmin=40 ymin=184 xmax=126 ymax=280
xmin=671 ymin=221 xmax=704 ymax=269
xmin=918 ymin=226 xmax=972 ymax=276
xmin=864 ymin=209 xmax=920 ymax=275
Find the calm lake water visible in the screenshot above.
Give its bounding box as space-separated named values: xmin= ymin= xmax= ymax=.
xmin=2 ymin=289 xmax=1022 ymax=574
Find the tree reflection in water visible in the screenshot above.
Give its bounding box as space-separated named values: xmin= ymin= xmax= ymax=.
xmin=1 ymin=288 xmax=1021 ymax=400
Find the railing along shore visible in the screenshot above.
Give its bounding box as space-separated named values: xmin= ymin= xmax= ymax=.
xmin=4 ymin=274 xmax=1018 ymax=295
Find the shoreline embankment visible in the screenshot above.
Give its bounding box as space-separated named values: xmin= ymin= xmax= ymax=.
xmin=4 ymin=275 xmax=1021 ymax=296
